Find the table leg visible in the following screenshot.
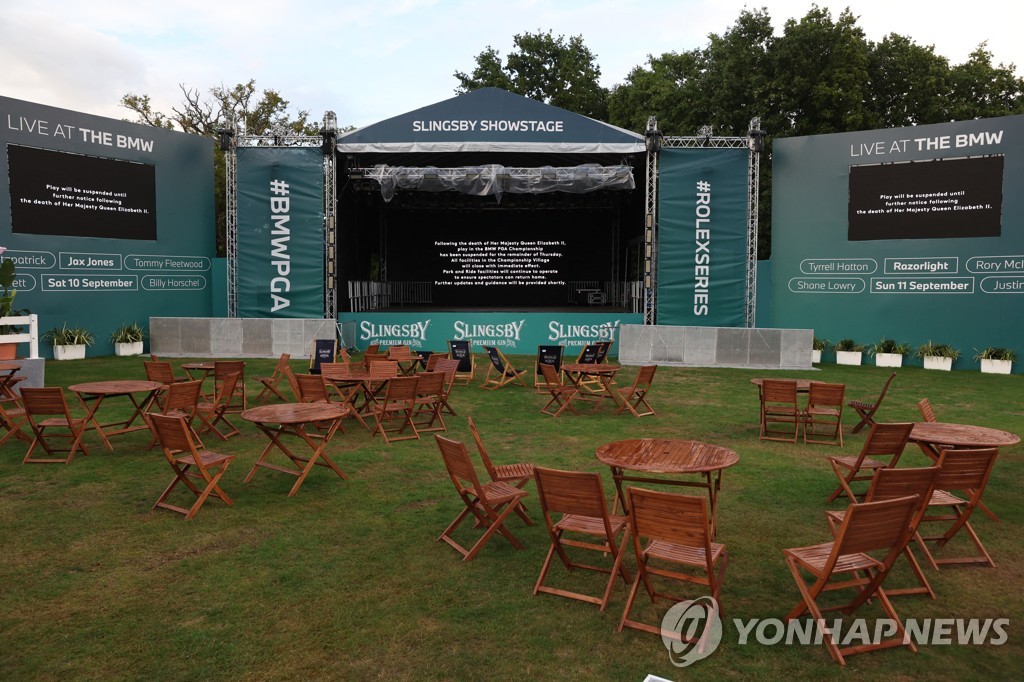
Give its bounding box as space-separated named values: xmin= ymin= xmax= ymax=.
xmin=75 ymin=393 xmax=114 ymax=450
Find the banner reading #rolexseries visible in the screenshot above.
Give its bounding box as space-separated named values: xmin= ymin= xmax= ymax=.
xmin=236 ymin=147 xmax=324 ymax=318
xmin=657 ymin=147 xmax=749 ymax=327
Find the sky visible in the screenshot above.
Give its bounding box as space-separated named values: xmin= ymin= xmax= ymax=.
xmin=1 ymin=0 xmax=1021 ymax=132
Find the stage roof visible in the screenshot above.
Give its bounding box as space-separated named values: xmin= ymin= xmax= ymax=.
xmin=336 ymin=87 xmax=645 ymax=155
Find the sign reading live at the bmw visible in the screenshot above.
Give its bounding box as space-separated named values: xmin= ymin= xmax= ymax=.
xmin=771 ymin=114 xmax=1024 ymax=369
xmin=0 ymin=95 xmax=214 ymax=357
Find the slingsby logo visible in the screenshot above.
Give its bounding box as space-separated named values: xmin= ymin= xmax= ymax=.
xmin=660 ymin=597 xmax=1008 ymax=668
xmin=547 ymin=319 xmax=620 ymax=344
xmin=359 ymin=320 xmax=431 ymax=344
xmin=453 ymin=319 xmax=526 ymax=342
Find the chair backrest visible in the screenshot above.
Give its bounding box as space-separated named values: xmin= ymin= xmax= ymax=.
xmin=271 ymin=353 xmax=291 ymax=376
xmin=320 ymin=362 xmax=352 ymax=382
xmin=808 ymin=381 xmax=845 ymax=406
xmin=163 ymin=379 xmax=203 ymax=415
xmin=338 ymin=348 xmax=354 ymax=365
xmin=144 ymin=360 xmax=177 ymax=385
xmin=859 ymin=422 xmax=914 ymax=462
xmin=283 ymin=365 xmax=301 ymax=401
xmin=388 ymin=345 xmax=414 ymax=360
xmin=214 ymin=360 xmax=245 ymax=381
xmin=467 ymin=416 xmax=497 ymax=479
xmin=21 ymin=386 xmax=72 ymax=418
xmin=933 ymin=447 xmax=998 ymax=493
xmin=296 ymin=373 xmax=330 ymax=403
xmin=865 ymin=465 xmax=940 ymax=504
xmin=435 ymin=434 xmax=485 ymax=497
xmin=424 ymin=353 xmax=443 ymax=372
xmin=627 ymin=487 xmax=713 ymax=557
xmin=540 ymin=362 xmax=562 ymax=389
xmin=918 ymin=398 xmax=937 ymax=422
xmin=536 ymin=345 xmax=564 ymax=376
xmin=832 ymin=494 xmax=920 ymax=557
xmin=576 ymin=344 xmax=601 ymax=364
xmin=631 ymin=365 xmax=657 ymax=390
xmin=763 ymin=378 xmax=798 ymax=403
xmin=365 ymin=344 xmax=381 ymax=355
xmin=150 ymin=412 xmax=199 ymax=456
xmin=435 ymin=357 xmax=460 ymax=383
xmin=872 ymin=372 xmax=897 ymax=406
xmin=534 ymin=466 xmax=610 ymax=520
xmin=384 ymin=375 xmax=419 ymax=401
xmin=212 ymin=372 xmax=239 ymax=409
xmin=369 ymin=360 xmax=399 ymax=380
xmin=415 ymin=371 xmax=445 ymax=397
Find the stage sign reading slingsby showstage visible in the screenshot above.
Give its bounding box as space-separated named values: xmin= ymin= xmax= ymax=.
xmin=236 ymin=147 xmax=324 ymax=318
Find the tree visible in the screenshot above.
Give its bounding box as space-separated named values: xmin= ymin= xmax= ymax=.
xmin=865 ymin=34 xmax=950 ymax=128
xmin=945 ymin=44 xmax=1024 ymax=120
xmin=455 ymin=30 xmax=609 ymax=120
xmin=121 ymin=81 xmax=323 ymax=256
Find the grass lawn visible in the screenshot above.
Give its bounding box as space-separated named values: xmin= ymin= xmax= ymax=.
xmin=1 ymin=355 xmax=1021 ymax=680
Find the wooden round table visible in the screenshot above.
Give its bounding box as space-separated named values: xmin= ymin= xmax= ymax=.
xmin=596 ymin=438 xmax=739 ymax=537
xmin=241 ymin=402 xmax=351 ymax=496
xmin=69 ymin=380 xmax=165 ymax=450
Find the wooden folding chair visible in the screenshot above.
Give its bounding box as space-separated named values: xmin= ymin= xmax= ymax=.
xmin=826 ymin=465 xmax=941 ymax=598
xmin=370 ymin=375 xmax=420 ymax=444
xmin=20 ymin=386 xmax=91 ymax=464
xmin=533 ymin=467 xmax=632 ymax=611
xmin=434 ymin=358 xmax=461 ymax=416
xmin=411 ymin=370 xmax=447 ymax=433
xmin=467 ymin=416 xmax=535 ymax=510
xmin=759 ymin=378 xmax=800 ymax=442
xmin=803 ymin=381 xmax=845 ymax=446
xmin=253 ymin=353 xmax=292 ymax=404
xmin=295 ymin=372 xmax=346 ymax=435
xmin=618 ymin=488 xmax=728 ymax=639
xmin=481 ymin=346 xmax=528 ymax=390
xmin=195 ymin=372 xmax=241 ymax=441
xmin=539 ymin=363 xmax=580 ymax=417
xmin=213 ymin=360 xmax=247 ymax=412
xmin=145 ymin=379 xmax=202 ymax=449
xmin=783 ymin=495 xmax=922 ymax=665
xmin=615 ymin=365 xmax=657 ymax=417
xmin=917 ymin=398 xmax=937 ymax=422
xmin=827 ymin=422 xmax=913 ymax=502
xmin=847 ymin=372 xmax=896 ymax=434
xmin=435 ymin=434 xmax=528 ymax=561
xmin=914 ymin=447 xmax=999 ymax=568
xmin=150 ymin=413 xmax=235 ymax=520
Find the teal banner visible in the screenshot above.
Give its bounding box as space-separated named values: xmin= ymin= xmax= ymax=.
xmin=237 ymin=147 xmax=323 ymax=318
xmin=657 ymin=148 xmax=748 ymax=326
xmin=771 ymin=114 xmax=1024 ymax=371
xmin=338 ymin=311 xmax=643 ymax=355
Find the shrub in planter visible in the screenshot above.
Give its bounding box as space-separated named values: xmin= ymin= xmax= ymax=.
xmin=869 ymin=337 xmax=912 ymax=368
xmin=812 ymin=337 xmax=830 ymax=364
xmin=833 ymin=338 xmax=865 ymax=366
xmin=43 ymin=323 xmax=94 ymax=360
xmin=974 ymin=347 xmax=1015 ymax=374
xmin=110 ymin=322 xmax=147 ymax=356
xmin=915 ymin=340 xmax=959 ymax=371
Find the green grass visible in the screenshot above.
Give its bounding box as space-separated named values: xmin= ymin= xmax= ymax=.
xmin=1 ymin=355 xmax=1022 ymax=680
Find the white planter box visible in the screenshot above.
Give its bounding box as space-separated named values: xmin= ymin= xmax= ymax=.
xmin=874 ymin=353 xmax=903 ymax=368
xmin=812 ymin=349 xmax=822 ymax=364
xmin=836 ymin=350 xmax=862 ymax=366
xmin=980 ymin=358 xmax=1012 ymax=374
xmin=114 ymin=341 xmax=144 ymax=356
xmin=53 ymin=344 xmax=86 ymax=361
xmin=923 ymin=355 xmax=953 ymax=371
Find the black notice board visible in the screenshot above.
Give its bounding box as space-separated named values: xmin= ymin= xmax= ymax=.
xmin=448 ymin=340 xmax=473 ymax=373
xmin=310 ymin=338 xmax=337 ymax=375
xmin=536 ymin=345 xmax=563 ymax=373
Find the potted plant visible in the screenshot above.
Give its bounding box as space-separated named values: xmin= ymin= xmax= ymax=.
xmin=110 ymin=322 xmax=146 ymax=356
xmin=915 ymin=340 xmax=959 ymax=371
xmin=869 ymin=337 xmax=912 ymax=368
xmin=812 ymin=337 xmax=829 ymax=364
xmin=833 ymin=338 xmax=865 ymax=366
xmin=974 ymin=347 xmax=1015 ymax=375
xmin=43 ymin=323 xmax=94 ymax=360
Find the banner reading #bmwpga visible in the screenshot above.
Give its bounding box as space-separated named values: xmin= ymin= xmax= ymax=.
xmin=347 ymin=312 xmax=642 ymax=352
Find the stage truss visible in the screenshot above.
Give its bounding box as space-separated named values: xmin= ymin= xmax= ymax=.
xmin=643 ymin=118 xmax=764 ymax=327
xmin=223 ymin=113 xmax=339 ymax=319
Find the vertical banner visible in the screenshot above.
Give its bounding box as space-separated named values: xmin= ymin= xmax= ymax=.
xmin=657 ymin=148 xmax=748 ymax=326
xmin=237 ymin=147 xmax=324 ymax=318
